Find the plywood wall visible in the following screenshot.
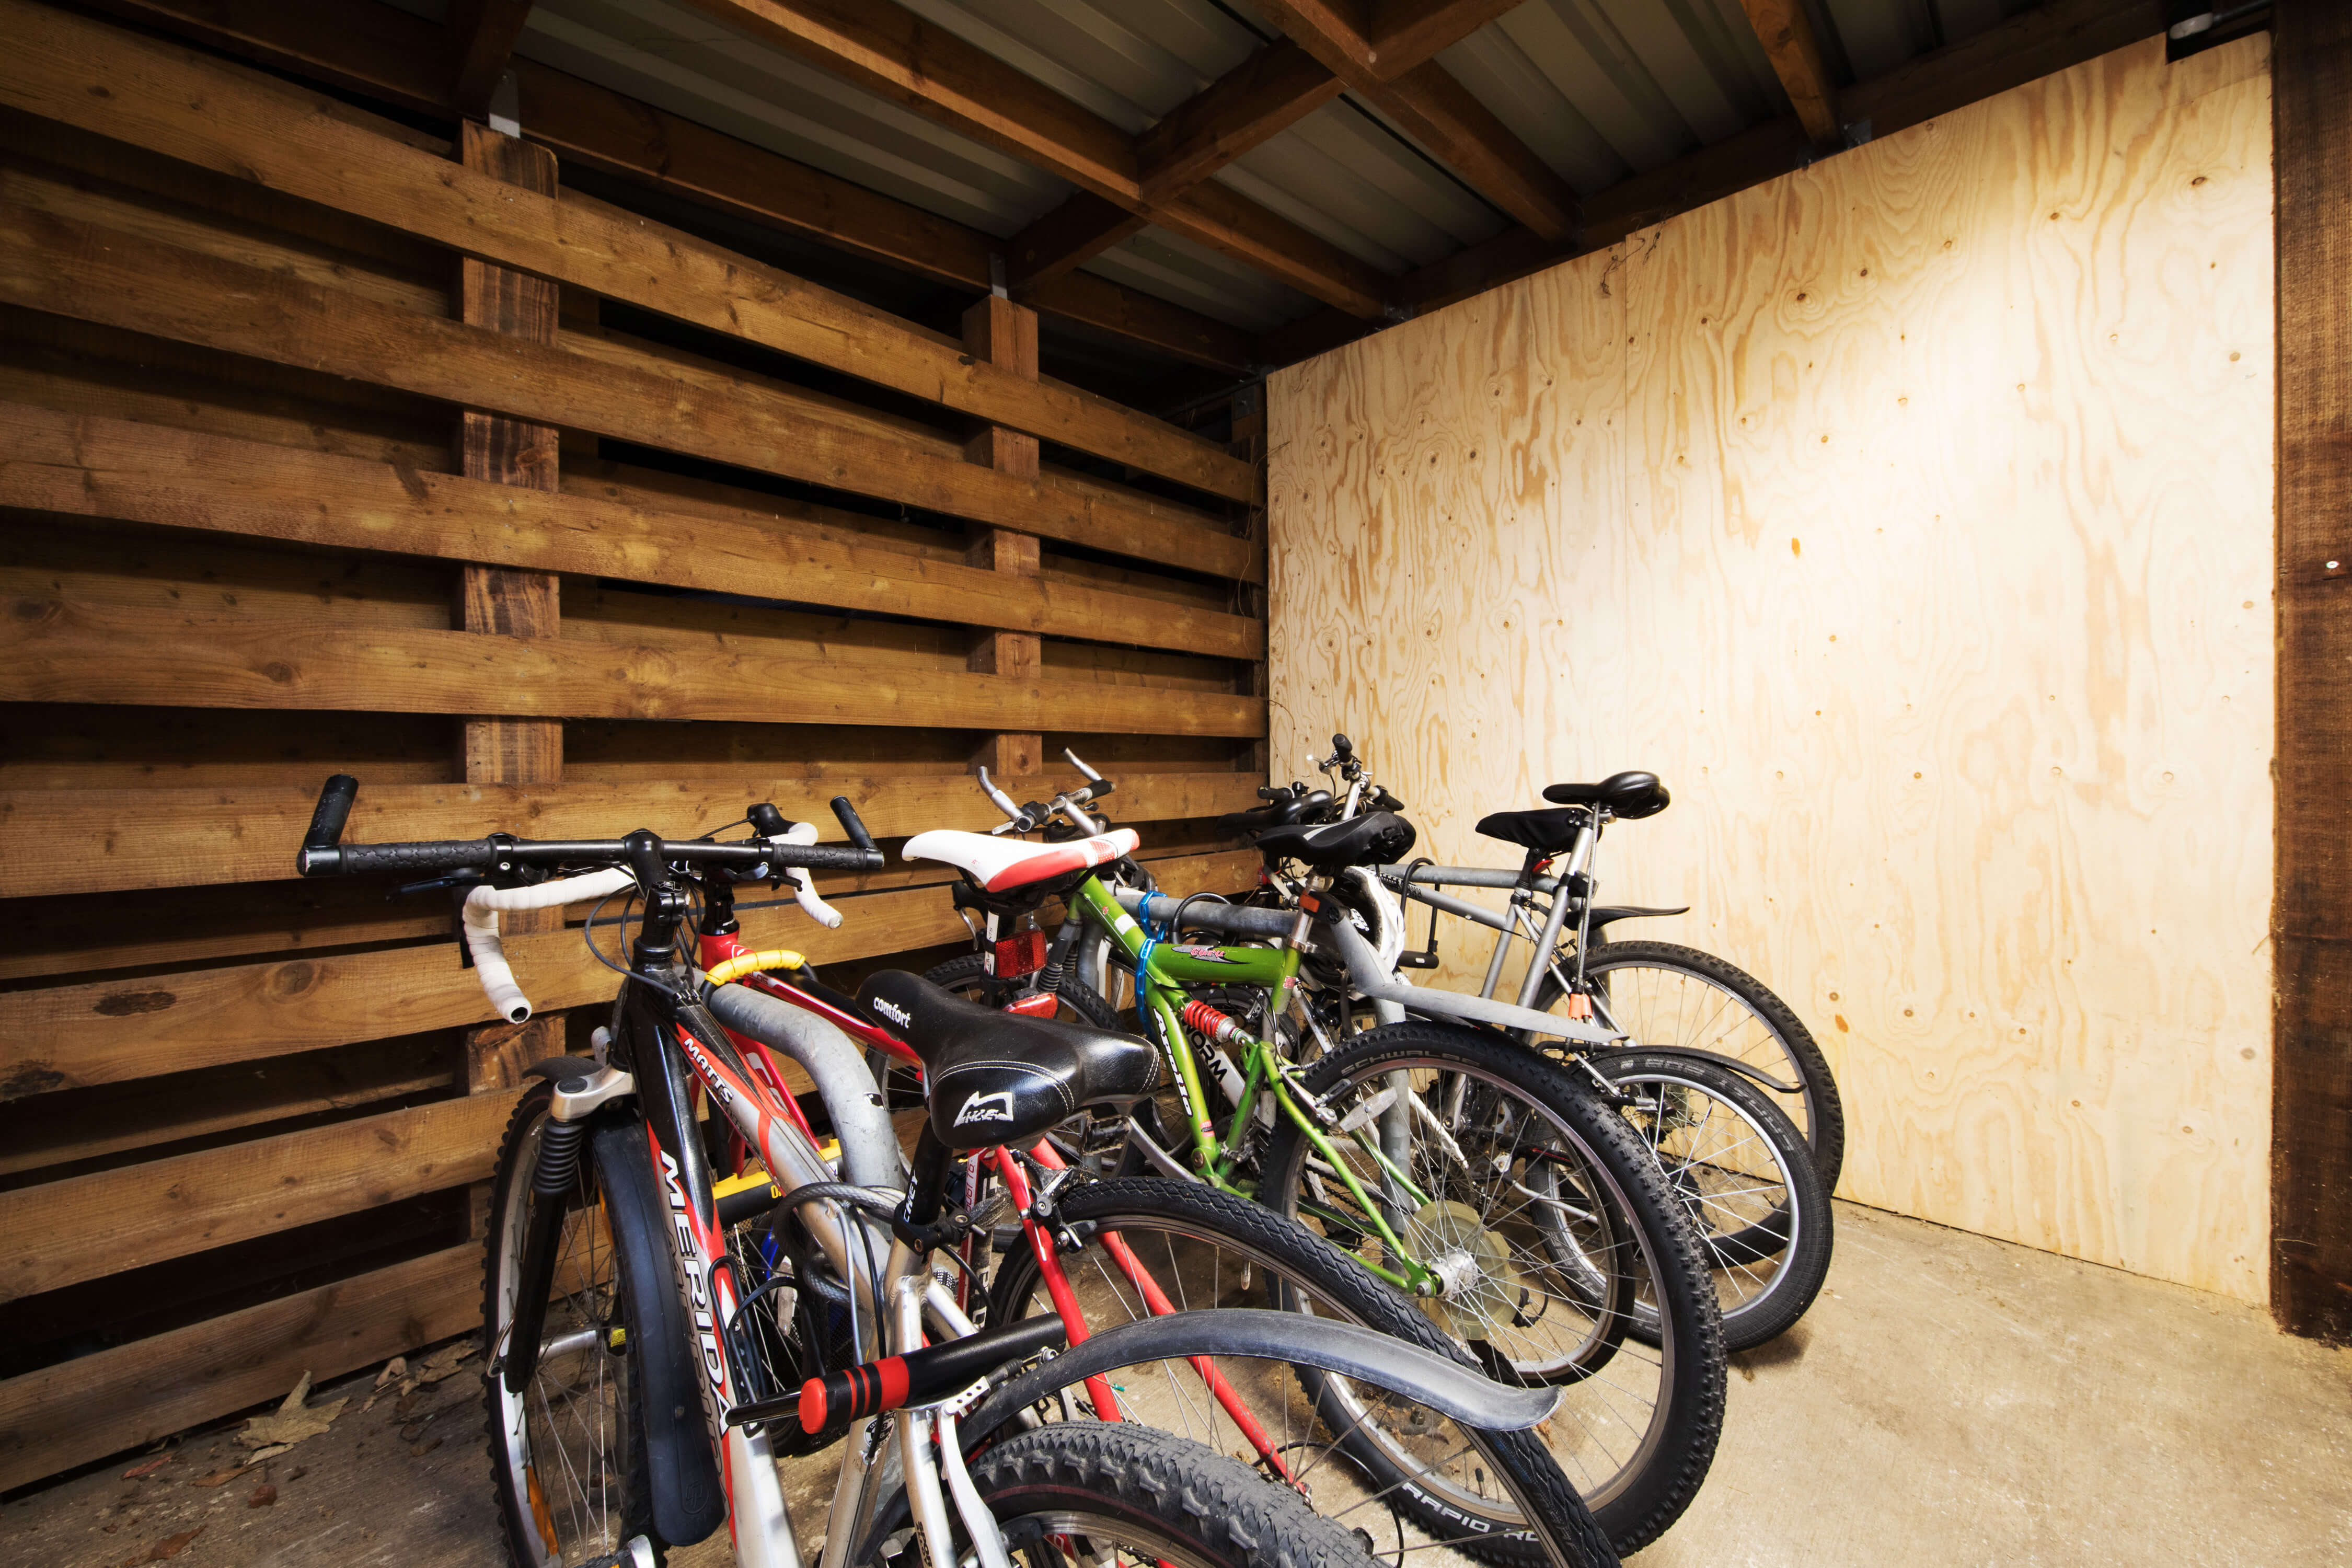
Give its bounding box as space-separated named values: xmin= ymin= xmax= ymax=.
xmin=1269 ymin=34 xmax=2275 ymax=1302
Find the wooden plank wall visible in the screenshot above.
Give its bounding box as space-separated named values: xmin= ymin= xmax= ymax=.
xmin=0 ymin=0 xmax=1265 ymax=1490
xmin=1268 ymin=34 xmax=2275 ymax=1302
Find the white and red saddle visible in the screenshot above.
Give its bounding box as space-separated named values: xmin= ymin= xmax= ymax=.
xmin=904 ymin=827 xmax=1138 ymax=892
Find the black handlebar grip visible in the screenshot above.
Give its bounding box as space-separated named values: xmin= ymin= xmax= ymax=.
xmin=296 ymin=774 xmax=360 ymax=876
xmin=828 ymin=797 xmax=884 ymax=870
xmin=329 ymin=839 xmax=499 ymax=875
xmin=747 ymin=802 xmax=789 ymax=838
xmin=1256 ymin=786 xmax=1289 ymax=801
xmin=1089 ymin=777 xmax=1115 ymax=800
xmin=1331 ymin=732 xmax=1354 ymax=758
xmin=795 ymin=1314 xmax=1068 ymax=1436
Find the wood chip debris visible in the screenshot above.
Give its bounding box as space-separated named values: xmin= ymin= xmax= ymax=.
xmin=119 ymin=1454 xmax=174 ymax=1480
xmin=413 ymin=1342 xmax=476 ymax=1385
xmin=119 ymin=1525 xmax=202 ymax=1564
xmin=246 ymin=1483 xmax=278 ymax=1508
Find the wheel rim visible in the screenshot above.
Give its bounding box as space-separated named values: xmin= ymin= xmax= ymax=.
xmin=491 ymin=1114 xmax=633 ymax=1566
xmin=991 ymin=1210 xmax=1540 ymax=1559
xmin=1277 ymin=1056 xmax=1677 ymax=1516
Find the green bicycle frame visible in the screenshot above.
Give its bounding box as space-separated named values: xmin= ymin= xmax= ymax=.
xmin=1067 ymin=876 xmax=1436 ymax=1293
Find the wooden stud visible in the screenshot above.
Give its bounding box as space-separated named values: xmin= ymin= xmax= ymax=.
xmin=963 ymin=293 xmax=1046 ymax=780
xmin=448 ymin=0 xmax=536 ymax=117
xmin=2272 ymin=0 xmax=2352 ymax=1343
xmin=452 ymin=120 xmax=563 ymax=1099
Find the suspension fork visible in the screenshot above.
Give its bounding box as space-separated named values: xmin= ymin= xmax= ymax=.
xmin=1017 ymin=1142 xmax=1296 ymax=1485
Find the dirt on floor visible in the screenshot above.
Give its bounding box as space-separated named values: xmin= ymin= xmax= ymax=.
xmin=4 ymin=1202 xmax=2348 ymax=1567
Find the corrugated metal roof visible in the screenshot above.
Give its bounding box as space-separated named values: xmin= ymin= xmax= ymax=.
xmin=437 ymin=0 xmax=2043 ymax=341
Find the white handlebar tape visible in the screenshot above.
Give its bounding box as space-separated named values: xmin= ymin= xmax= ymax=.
xmin=462 ymin=868 xmax=637 ymax=1024
xmin=776 ymin=821 xmax=845 ymax=930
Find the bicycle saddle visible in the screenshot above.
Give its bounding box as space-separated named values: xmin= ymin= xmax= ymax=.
xmin=1473 ymin=806 xmax=1588 ymax=853
xmin=1248 ymin=810 xmax=1416 ymax=870
xmin=1539 ymin=770 xmax=1669 ymax=818
xmin=857 ymin=971 xmax=1162 ymax=1151
xmin=1214 ymin=789 xmax=1333 ymax=838
xmin=903 ymin=827 xmax=1139 ymax=892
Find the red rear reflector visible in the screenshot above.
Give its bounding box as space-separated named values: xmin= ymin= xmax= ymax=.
xmin=994 ymin=930 xmax=1047 ymax=979
xmin=1006 ymin=991 xmax=1059 ymax=1018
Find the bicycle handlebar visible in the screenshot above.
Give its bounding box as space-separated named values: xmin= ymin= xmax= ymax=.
xmin=292 ymin=776 xmax=887 ymax=878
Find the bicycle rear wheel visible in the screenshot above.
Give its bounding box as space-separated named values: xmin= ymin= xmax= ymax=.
xmin=1546 ymin=941 xmax=1843 ymax=1187
xmin=984 ymin=1177 xmax=1616 ymax=1568
xmin=1258 ymin=1021 xmax=1725 ymax=1558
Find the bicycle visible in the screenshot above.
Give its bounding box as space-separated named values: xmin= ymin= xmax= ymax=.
xmin=904 ymin=764 xmax=1727 ymax=1557
xmin=290 ymin=775 xmax=1611 ymax=1568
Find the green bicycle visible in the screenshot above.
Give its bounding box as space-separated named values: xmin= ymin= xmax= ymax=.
xmin=912 ymin=757 xmax=1727 ymax=1558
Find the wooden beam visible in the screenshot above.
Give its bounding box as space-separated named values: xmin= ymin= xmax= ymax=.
xmin=0 ymin=406 xmax=1264 ymax=659
xmin=1007 ymin=194 xmax=1146 ymax=290
xmin=670 ymin=0 xmax=1392 ymax=317
xmin=0 ymin=1090 xmax=520 ymax=1301
xmin=1366 ymin=0 xmax=1529 ymax=76
xmin=1136 ymin=39 xmax=1345 ymax=202
xmin=1255 ymin=0 xmax=1579 ymax=241
xmin=0 ymin=596 xmax=1268 ymax=735
xmin=2272 ymin=0 xmax=2352 ymax=1344
xmin=73 ymin=0 xmax=1254 ymax=376
xmin=0 ymin=2 xmax=1257 ymax=502
xmin=0 ymin=775 xmax=1265 ymax=900
xmin=447 ymin=0 xmax=534 ymax=117
xmin=0 ymin=1243 xmax=479 ymax=1492
xmin=0 ymin=849 xmax=1260 ymax=1095
xmin=1255 ymin=0 xmax=2171 ymax=370
xmin=1739 ymin=0 xmax=1841 ymax=145
xmin=0 ymin=197 xmax=1260 ymax=581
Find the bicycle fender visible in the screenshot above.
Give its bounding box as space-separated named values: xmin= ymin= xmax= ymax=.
xmin=589 ymin=1121 xmax=728 ymax=1548
xmin=956 ymin=1309 xmax=1561 ymax=1448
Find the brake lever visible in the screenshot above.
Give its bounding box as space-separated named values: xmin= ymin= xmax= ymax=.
xmin=394 ymin=867 xmax=489 ymax=898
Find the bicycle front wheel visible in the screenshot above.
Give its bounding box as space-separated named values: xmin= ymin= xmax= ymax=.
xmin=985 ymin=1177 xmax=1616 ymax=1568
xmin=1259 ymin=1021 xmax=1725 ymax=1558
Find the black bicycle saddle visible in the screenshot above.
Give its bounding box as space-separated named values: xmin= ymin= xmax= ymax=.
xmin=1539 ymin=770 xmax=1669 ymax=819
xmin=857 ymin=971 xmax=1161 ymax=1151
xmin=1214 ymin=788 xmax=1334 ymax=839
xmin=1248 ymin=810 xmax=1416 ymax=870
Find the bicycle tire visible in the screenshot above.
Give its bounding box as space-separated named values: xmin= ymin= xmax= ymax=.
xmin=1260 ymin=1021 xmax=1725 ymax=1558
xmin=960 ymin=1422 xmax=1397 ymax=1568
xmin=1590 ymin=1051 xmax=1834 ymax=1353
xmin=482 ymin=1086 xmax=693 ymax=1566
xmin=1543 ymin=940 xmax=1845 ymax=1189
xmin=984 ymin=1178 xmax=1616 ymax=1568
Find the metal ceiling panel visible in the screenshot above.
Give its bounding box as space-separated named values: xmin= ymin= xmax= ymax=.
xmin=482 ymin=0 xmax=2058 ymax=344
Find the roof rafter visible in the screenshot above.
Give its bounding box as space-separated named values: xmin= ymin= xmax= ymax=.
xmin=1252 ymin=0 xmax=1582 ymax=241
xmin=447 ymin=0 xmax=535 ymax=117
xmin=82 ymin=0 xmax=1256 ymax=371
xmin=1738 ymin=0 xmax=1842 ymax=145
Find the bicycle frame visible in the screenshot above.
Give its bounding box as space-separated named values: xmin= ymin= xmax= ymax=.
xmin=1059 ymin=874 xmax=1439 ymax=1294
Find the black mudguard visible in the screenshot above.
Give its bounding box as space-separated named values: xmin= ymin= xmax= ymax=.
xmin=591 ymin=1121 xmax=728 ymax=1548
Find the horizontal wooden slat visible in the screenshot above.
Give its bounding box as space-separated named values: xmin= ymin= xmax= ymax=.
xmin=0 ymin=595 xmax=1267 ymax=735
xmin=0 ymin=1088 xmax=519 ymax=1301
xmin=0 ymin=1242 xmax=476 ymax=1492
xmin=0 ymin=405 xmax=1263 ymax=660
xmin=0 ymin=773 xmax=1262 ymax=898
xmin=0 ymin=0 xmax=1256 ymax=503
xmin=0 ymin=1035 xmax=455 ymax=1178
xmin=0 ymin=849 xmax=1260 ymax=1097
xmin=0 ymin=197 xmax=1262 ymax=584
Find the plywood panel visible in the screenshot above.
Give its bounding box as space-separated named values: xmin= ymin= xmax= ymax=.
xmin=1269 ymin=35 xmax=2275 ymax=1301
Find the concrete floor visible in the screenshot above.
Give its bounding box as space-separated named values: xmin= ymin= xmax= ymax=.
xmin=6 ymin=1202 xmax=2345 ymax=1568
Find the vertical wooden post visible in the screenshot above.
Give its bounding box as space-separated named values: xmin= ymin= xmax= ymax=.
xmin=962 ymin=294 xmax=1044 ymax=779
xmin=1230 ymin=381 xmax=1270 ymax=781
xmin=2272 ymin=0 xmax=2352 ymax=1343
xmin=456 ymin=120 xmax=565 ymax=1107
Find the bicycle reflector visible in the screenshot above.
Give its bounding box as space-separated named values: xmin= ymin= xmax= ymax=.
xmin=993 ymin=929 xmax=1046 ymax=979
